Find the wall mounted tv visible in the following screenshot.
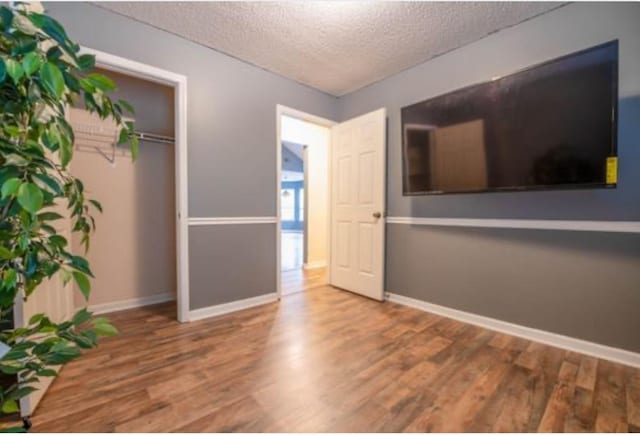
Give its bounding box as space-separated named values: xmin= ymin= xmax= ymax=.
xmin=401 ymin=40 xmax=618 ymax=195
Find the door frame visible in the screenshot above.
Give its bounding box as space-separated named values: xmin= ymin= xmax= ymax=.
xmin=276 ymin=105 xmax=335 ymax=298
xmin=83 ymin=47 xmax=190 ymax=323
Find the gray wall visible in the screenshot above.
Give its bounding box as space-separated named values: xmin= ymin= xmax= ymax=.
xmin=189 ymin=225 xmax=276 ymax=308
xmin=339 ymin=2 xmax=640 ymax=352
xmin=47 ymin=2 xmax=337 ymax=310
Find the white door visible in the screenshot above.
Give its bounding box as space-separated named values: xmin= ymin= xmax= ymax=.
xmin=330 ymin=108 xmax=387 ymax=300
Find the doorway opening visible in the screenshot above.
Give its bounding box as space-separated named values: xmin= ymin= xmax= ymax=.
xmin=86 ymin=48 xmax=190 ymax=322
xmin=68 ymin=67 xmax=178 ymax=319
xmin=276 ymin=106 xmax=335 ymax=296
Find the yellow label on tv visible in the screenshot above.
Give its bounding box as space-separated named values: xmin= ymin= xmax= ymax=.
xmin=606 ymin=157 xmax=618 ymax=184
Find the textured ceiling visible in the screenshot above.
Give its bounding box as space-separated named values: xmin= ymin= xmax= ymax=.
xmin=96 ymin=2 xmax=565 ymax=96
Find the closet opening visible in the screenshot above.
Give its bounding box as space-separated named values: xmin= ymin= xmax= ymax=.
xmin=276 ymin=106 xmax=335 ymax=296
xmin=68 ymin=66 xmax=178 ymax=319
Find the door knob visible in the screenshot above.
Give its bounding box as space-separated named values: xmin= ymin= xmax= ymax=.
xmin=372 ymin=212 xmax=382 ymax=219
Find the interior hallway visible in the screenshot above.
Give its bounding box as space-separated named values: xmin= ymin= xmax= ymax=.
xmin=281 ymin=230 xmax=328 ymax=296
xmin=281 ymin=231 xmax=303 ymax=271
xmin=31 ymin=287 xmax=640 ymax=432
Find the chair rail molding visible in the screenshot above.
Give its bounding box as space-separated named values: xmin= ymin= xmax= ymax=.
xmin=188 ymin=217 xmax=278 ymax=226
xmin=386 ymin=217 xmax=640 ymax=233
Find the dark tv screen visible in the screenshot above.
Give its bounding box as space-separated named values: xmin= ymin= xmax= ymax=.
xmin=401 ymin=41 xmax=618 ymax=195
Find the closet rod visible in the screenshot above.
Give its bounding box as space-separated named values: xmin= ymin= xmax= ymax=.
xmin=134 ymin=131 xmax=174 ymax=145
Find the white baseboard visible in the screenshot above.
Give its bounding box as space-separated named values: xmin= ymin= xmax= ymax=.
xmin=89 ymin=292 xmax=176 ymax=315
xmin=188 ymin=292 xmax=278 ymax=322
xmin=386 ymin=292 xmax=640 ymax=369
xmin=303 ymin=261 xmax=327 ymax=270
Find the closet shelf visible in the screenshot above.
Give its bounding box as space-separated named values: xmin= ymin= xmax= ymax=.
xmin=134 ymin=131 xmax=174 ymax=145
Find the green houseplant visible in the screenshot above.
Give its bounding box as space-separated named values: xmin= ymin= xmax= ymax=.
xmin=0 ymin=2 xmax=138 ymax=427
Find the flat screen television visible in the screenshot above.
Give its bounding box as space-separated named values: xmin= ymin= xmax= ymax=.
xmin=401 ymin=40 xmax=618 ymax=195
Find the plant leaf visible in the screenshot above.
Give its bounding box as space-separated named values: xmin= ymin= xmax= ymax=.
xmin=49 ymin=234 xmax=67 ymax=249
xmin=40 ymin=62 xmax=65 ymax=98
xmin=32 ymin=173 xmax=62 ymax=195
xmin=37 ymin=211 xmax=63 ymax=221
xmin=28 ymin=313 xmax=44 ymax=325
xmin=1 ymin=400 xmax=18 ymax=414
xmin=60 ymin=268 xmax=72 ymax=286
xmin=117 ymin=127 xmax=128 ymax=145
xmin=72 ymin=271 xmax=91 ymax=300
xmin=76 ymin=54 xmax=95 ymax=71
xmin=22 ymin=52 xmax=42 ymax=76
xmin=117 ymin=99 xmax=135 ymax=115
xmin=0 ymin=246 xmax=12 ymax=260
xmin=5 ymin=59 xmax=24 ymax=84
xmin=0 ymin=7 xmax=13 ymax=31
xmin=0 ymin=57 xmax=6 ymax=83
xmin=59 ymin=135 xmax=72 ymax=167
xmin=85 ymin=73 xmax=116 ymax=92
xmin=4 ymin=154 xmax=29 ymax=166
xmin=38 ymin=15 xmax=69 ymax=46
xmin=16 ymin=182 xmax=44 ymax=214
xmin=37 ymin=368 xmax=57 ymax=377
xmin=88 ymin=199 xmax=102 ymax=213
xmin=130 ymin=134 xmax=140 ymax=161
xmin=70 ymin=255 xmax=93 ymax=277
xmin=93 ymin=321 xmax=118 ymax=337
xmin=1 ymin=177 xmax=21 ymax=199
xmin=72 ymin=308 xmax=91 ymax=325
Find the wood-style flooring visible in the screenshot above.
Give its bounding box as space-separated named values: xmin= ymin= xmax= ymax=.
xmin=281 ymin=267 xmax=328 ymax=296
xmin=32 ymin=286 xmax=640 ymax=432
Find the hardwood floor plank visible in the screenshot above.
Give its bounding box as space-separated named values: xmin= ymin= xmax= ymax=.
xmin=564 ymin=386 xmax=597 ymax=432
xmin=576 ymin=357 xmax=599 ymax=391
xmin=627 ymin=371 xmax=640 ymax=428
xmin=594 ymin=361 xmax=629 ymax=432
xmin=537 ymin=361 xmax=579 ymax=432
xmin=171 ymin=396 xmax=271 ymax=433
xmin=438 ymin=360 xmax=511 ymax=432
xmin=492 ymin=366 xmax=539 ymax=432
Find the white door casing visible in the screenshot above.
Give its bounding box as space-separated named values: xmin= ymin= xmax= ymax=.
xmin=330 ymin=108 xmax=387 ymax=300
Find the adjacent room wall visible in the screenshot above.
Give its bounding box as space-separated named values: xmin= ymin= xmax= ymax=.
xmin=70 ymin=69 xmax=176 ymax=309
xmin=47 ymin=2 xmax=337 ymax=311
xmin=303 ymin=144 xmax=329 ymax=268
xmin=339 ymin=2 xmax=640 ymax=352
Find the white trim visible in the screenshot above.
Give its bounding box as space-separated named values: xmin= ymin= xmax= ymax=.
xmin=386 ymin=216 xmax=640 ymax=234
xmin=89 ymin=293 xmax=175 ymax=315
xmin=276 ymin=105 xmax=336 ymax=299
xmin=386 ymin=292 xmax=640 ymax=369
xmin=85 ymin=47 xmax=191 ymax=323
xmin=189 ymin=293 xmax=278 ymax=322
xmin=189 ymin=217 xmax=277 ymax=226
xmin=303 ymin=261 xmax=327 ymax=270
xmin=82 ymin=48 xmax=186 ymax=87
